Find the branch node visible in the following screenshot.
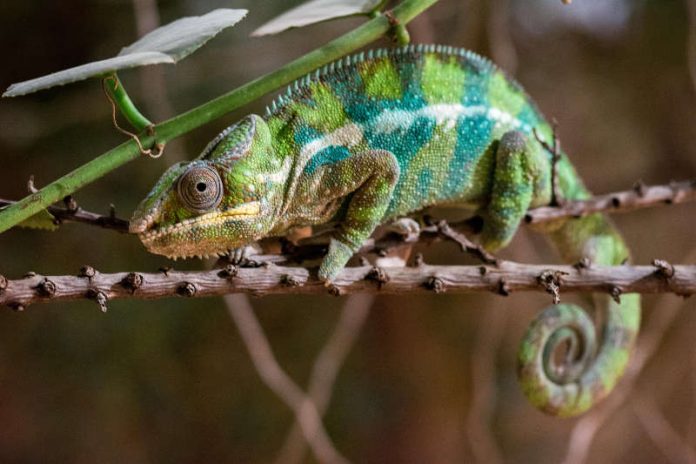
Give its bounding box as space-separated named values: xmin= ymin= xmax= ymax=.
xmin=63 ymin=195 xmax=79 ymax=213
xmin=36 ymin=278 xmax=56 ymax=297
xmin=121 ymin=272 xmax=144 ymax=293
xmin=633 ymin=180 xmax=647 ymax=197
xmin=652 ymin=259 xmax=675 ymax=279
xmin=610 ymin=286 xmax=622 ymax=304
xmin=9 ymin=303 xmax=25 ymax=312
xmin=611 ymin=197 xmax=621 ymax=208
xmin=425 ymin=276 xmax=446 ymax=293
xmin=87 ymin=289 xmax=108 ymax=312
xmin=218 ymin=264 xmax=239 ymax=279
xmin=412 ymin=253 xmax=425 ymax=267
xmin=79 ymin=265 xmax=97 ymax=280
xmin=574 ymin=257 xmax=592 ymax=270
xmin=177 ymin=282 xmax=197 ymax=297
xmin=365 ymin=266 xmax=390 ymax=289
xmin=497 ymin=279 xmax=511 ymax=296
xmin=0 ymin=275 xmax=7 ymax=294
xmin=327 ymin=283 xmax=342 ymax=297
xmin=538 ymin=269 xmax=567 ymax=304
xmin=479 ymin=265 xmax=488 ymax=275
xmin=280 ymin=274 xmax=301 ymax=287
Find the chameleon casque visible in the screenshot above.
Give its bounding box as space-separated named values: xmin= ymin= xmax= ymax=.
xmin=130 ymin=44 xmax=640 ymax=417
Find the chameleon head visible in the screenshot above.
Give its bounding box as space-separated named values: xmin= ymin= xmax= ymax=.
xmin=129 ymin=114 xmax=287 ymax=259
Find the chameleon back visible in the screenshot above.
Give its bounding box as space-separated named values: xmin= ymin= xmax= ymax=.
xmin=263 ymin=44 xmax=558 ymax=219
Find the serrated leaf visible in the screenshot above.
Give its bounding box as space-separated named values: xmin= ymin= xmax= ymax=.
xmin=3 ymin=8 xmax=247 ymax=98
xmin=118 ymin=9 xmax=247 ymax=62
xmin=252 ymin=0 xmax=381 ymax=37
xmin=4 ymin=53 xmax=174 ymax=97
xmin=16 ymin=209 xmax=58 ymax=231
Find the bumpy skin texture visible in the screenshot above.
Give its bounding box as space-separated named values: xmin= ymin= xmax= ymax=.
xmin=130 ymin=44 xmax=641 ymax=417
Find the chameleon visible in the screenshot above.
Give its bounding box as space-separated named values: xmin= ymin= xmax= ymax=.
xmin=130 ymin=44 xmax=640 ymax=417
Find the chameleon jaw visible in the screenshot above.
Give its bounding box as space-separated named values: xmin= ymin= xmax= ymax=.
xmin=135 ymin=201 xmax=262 ymax=258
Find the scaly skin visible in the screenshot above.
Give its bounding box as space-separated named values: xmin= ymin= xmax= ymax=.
xmin=130 ymin=44 xmax=640 ymax=417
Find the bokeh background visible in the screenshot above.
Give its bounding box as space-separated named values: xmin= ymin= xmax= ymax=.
xmin=1 ymin=0 xmax=695 ymax=462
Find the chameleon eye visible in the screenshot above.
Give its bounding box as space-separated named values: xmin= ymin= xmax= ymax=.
xmin=177 ymin=165 xmax=223 ymax=212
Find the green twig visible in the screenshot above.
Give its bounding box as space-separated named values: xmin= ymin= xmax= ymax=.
xmin=102 ymin=74 xmax=152 ymax=131
xmin=0 ymin=0 xmax=438 ymax=234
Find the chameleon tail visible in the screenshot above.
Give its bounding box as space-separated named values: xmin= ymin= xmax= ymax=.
xmin=517 ymin=213 xmax=641 ymax=417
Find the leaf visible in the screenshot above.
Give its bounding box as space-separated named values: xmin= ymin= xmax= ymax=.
xmin=251 ymin=0 xmax=381 ymax=37
xmin=118 ymin=9 xmax=248 ymax=61
xmin=3 ymin=8 xmax=247 ymax=97
xmin=15 ymin=209 xmax=58 ymax=231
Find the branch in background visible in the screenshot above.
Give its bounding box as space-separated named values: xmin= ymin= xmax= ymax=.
xmin=224 ymin=294 xmax=349 ymax=464
xmin=524 ymin=180 xmax=696 ymax=225
xmin=274 ymin=294 xmax=373 ymax=464
xmin=0 ymin=198 xmax=129 ymax=233
xmin=0 ymin=262 xmax=694 ymax=310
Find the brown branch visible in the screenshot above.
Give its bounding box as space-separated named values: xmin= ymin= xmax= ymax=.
xmin=1 ymin=262 xmax=694 ymax=310
xmin=224 ymin=294 xmax=349 ymax=464
xmin=274 ymin=295 xmax=373 ymax=464
xmin=524 ymin=180 xmax=696 ymax=225
xmin=0 ymin=198 xmax=129 ymax=233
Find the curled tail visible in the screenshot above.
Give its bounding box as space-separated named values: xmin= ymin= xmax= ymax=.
xmin=517 ymin=213 xmax=641 ymax=417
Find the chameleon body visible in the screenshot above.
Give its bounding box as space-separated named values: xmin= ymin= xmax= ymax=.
xmin=130 ymin=44 xmax=640 ymax=417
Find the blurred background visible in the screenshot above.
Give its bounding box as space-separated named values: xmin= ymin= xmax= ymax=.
xmin=0 ymin=0 xmax=695 ymax=462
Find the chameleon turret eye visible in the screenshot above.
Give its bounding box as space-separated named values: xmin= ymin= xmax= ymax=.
xmin=177 ymin=165 xmax=223 ymax=212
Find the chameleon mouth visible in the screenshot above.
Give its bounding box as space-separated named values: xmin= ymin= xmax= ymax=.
xmin=136 ymin=201 xmax=262 ymax=244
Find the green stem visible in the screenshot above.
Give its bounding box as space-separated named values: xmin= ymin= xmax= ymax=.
xmin=0 ymin=0 xmax=438 ymax=234
xmin=103 ymin=74 xmax=152 ymax=131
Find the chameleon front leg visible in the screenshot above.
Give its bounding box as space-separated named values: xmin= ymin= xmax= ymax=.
xmin=317 ymin=150 xmax=400 ymax=282
xmin=480 ymin=130 xmax=548 ymax=251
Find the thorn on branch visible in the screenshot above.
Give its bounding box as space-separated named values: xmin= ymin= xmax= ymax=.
xmin=9 ymin=303 xmax=25 ymax=312
xmin=412 ymin=253 xmax=425 ymax=267
xmin=218 ymin=264 xmax=239 ymax=279
xmin=538 ymin=270 xmax=567 ymax=304
xmin=79 ymin=265 xmax=97 ymax=280
xmin=87 ymin=289 xmax=108 ymax=312
xmin=633 ymin=180 xmax=647 ymax=197
xmin=425 ymin=276 xmax=446 ymax=293
xmin=652 ymin=259 xmax=675 ymax=279
xmin=610 ymin=286 xmax=622 ymax=304
xmin=177 ymin=282 xmax=197 ymax=297
xmin=64 ymin=195 xmax=78 ymax=213
xmin=36 ymin=278 xmax=56 ymax=297
xmin=497 ymin=279 xmax=511 ymax=296
xmin=326 ymin=283 xmax=342 ymax=297
xmin=23 ymin=272 xmax=37 ymax=278
xmin=158 ymin=266 xmax=172 ymax=276
xmin=574 ymin=257 xmax=592 ymax=270
xmin=365 ymin=266 xmax=390 ymax=289
xmin=121 ymin=272 xmax=144 ymax=293
xmin=280 ymin=274 xmax=301 ymax=287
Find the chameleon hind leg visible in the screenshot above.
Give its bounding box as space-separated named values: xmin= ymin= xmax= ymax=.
xmin=479 ymin=130 xmax=549 ymax=251
xmin=318 ymin=149 xmax=400 ymax=282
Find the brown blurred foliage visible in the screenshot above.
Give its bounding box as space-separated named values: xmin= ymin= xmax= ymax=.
xmin=0 ymin=0 xmax=695 ymax=463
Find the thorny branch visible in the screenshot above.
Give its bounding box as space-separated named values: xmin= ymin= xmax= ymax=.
xmin=0 ymin=261 xmax=694 ymax=310
xmin=1 ymin=178 xmax=694 ymax=245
